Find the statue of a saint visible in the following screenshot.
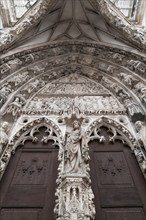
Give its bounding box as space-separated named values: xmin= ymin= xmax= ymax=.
xmin=135 ymin=121 xmax=146 ymax=148
xmin=0 ymin=121 xmax=9 ymax=155
xmin=64 ymin=121 xmax=83 ymax=174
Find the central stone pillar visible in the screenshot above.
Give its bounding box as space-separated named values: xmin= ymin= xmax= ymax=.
xmin=56 ymin=175 xmax=95 ymax=220
xmin=54 ymin=120 xmax=95 ymax=220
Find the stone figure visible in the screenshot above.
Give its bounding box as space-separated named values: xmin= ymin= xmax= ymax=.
xmin=142 ymin=95 xmax=146 ymax=109
xmin=120 ymin=72 xmax=134 ymax=87
xmin=0 ymin=122 xmax=9 ymax=155
xmin=7 ymin=96 xmax=26 ymax=115
xmin=135 ymin=121 xmax=146 ymax=148
xmin=0 ymin=84 xmax=12 ymax=96
xmin=0 ymin=31 xmax=14 ymax=46
xmin=0 ymin=94 xmax=7 ymax=109
xmin=126 ymin=102 xmax=145 ymax=122
xmin=64 ymin=121 xmax=83 ymax=174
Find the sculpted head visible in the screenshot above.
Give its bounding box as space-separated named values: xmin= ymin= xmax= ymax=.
xmin=2 ymin=121 xmax=9 ymax=131
xmin=73 ymin=120 xmax=80 ymax=129
xmin=135 ymin=121 xmax=144 ymax=132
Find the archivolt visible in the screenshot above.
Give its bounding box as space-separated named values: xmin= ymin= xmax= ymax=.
xmin=0 ymin=44 xmax=146 ymax=116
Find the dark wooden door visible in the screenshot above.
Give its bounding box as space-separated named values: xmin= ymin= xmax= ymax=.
xmin=89 ymin=127 xmax=146 ymax=220
xmin=0 ymin=128 xmax=59 ymax=220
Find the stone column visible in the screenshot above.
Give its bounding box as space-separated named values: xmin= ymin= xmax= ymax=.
xmin=54 ymin=120 xmax=95 ymax=220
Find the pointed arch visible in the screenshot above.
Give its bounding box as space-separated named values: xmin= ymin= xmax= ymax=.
xmin=85 ymin=116 xmax=146 ymax=178
xmin=0 ymin=117 xmax=64 ymax=180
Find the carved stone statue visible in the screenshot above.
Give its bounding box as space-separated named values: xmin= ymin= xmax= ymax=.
xmin=64 ymin=121 xmax=83 ymax=174
xmin=0 ymin=122 xmax=9 ymax=155
xmin=7 ymin=95 xmax=26 ymax=115
xmin=135 ymin=121 xmax=146 ymax=148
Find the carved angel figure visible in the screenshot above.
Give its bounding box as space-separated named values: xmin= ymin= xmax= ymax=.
xmin=135 ymin=121 xmax=146 ymax=148
xmin=64 ymin=121 xmax=83 ymax=174
xmin=0 ymin=122 xmax=9 ymax=155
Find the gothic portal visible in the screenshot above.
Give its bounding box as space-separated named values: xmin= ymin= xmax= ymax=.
xmin=0 ymin=0 xmax=146 ymax=220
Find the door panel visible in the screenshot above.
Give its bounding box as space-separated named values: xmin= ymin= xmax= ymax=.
xmin=94 ymin=152 xmax=134 ymax=186
xmin=0 ymin=129 xmax=59 ymax=220
xmin=3 ymin=151 xmax=53 ymax=207
xmin=1 ymin=209 xmax=41 ymax=220
xmin=11 ymin=151 xmax=49 ymax=185
xmin=102 ymin=208 xmax=146 ymax=220
xmin=89 ymin=127 xmax=146 ymax=220
xmin=100 ymin=188 xmax=142 ymax=207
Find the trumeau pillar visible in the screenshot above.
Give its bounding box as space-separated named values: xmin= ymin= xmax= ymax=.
xmin=54 ymin=120 xmax=96 ymax=220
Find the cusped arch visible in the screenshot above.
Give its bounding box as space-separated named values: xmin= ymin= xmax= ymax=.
xmin=85 ymin=116 xmax=146 ymax=178
xmin=0 ymin=117 xmax=64 ymax=180
xmin=86 ymin=116 xmax=137 ymax=149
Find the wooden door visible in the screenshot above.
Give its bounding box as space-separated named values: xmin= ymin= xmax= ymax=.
xmin=89 ymin=127 xmax=146 ymax=220
xmin=0 ymin=127 xmax=59 ymax=220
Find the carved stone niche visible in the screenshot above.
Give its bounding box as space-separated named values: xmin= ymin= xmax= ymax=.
xmin=126 ymin=102 xmax=145 ymax=123
xmin=55 ymin=176 xmax=95 ymax=220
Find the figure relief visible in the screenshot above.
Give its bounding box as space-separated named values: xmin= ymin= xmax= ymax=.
xmin=135 ymin=121 xmax=146 ymax=148
xmin=64 ymin=120 xmax=84 ymax=174
xmin=7 ymin=95 xmax=26 ymax=115
xmin=0 ymin=121 xmax=9 ymax=156
xmin=0 ymin=121 xmax=10 ymax=174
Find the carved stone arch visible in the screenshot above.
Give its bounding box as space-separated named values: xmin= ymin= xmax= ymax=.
xmin=86 ymin=116 xmax=146 ymax=220
xmin=1 ymin=43 xmax=146 ymax=83
xmin=86 ymin=116 xmax=137 ymax=148
xmin=85 ymin=116 xmax=146 ymax=178
xmin=0 ymin=116 xmax=64 ymax=220
xmin=1 ymin=62 xmax=145 ymax=120
xmin=1 ymin=42 xmax=146 ymax=118
xmin=0 ymin=117 xmax=64 ymax=180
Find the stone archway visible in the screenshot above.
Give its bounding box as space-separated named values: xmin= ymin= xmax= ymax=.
xmin=88 ymin=124 xmax=146 ymax=220
xmin=0 ymin=124 xmax=61 ymax=220
xmin=0 ymin=38 xmax=146 ymax=220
